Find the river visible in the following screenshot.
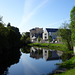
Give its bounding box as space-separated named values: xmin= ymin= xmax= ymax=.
xmin=2 ymin=47 xmax=63 ymax=75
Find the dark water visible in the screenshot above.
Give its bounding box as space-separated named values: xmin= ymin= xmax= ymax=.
xmin=2 ymin=47 xmax=72 ymax=75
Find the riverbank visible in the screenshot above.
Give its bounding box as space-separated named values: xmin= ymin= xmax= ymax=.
xmin=53 ymin=55 xmax=75 ymax=75
xmin=29 ymin=43 xmax=73 ymax=53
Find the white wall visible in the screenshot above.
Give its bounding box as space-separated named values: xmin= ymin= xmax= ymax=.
xmin=43 ymin=29 xmax=48 ymax=40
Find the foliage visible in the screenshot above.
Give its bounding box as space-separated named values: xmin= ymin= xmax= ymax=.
xmin=38 ymin=36 xmax=41 ymax=42
xmin=57 ymin=22 xmax=72 ymax=50
xmin=60 ymin=68 xmax=75 ymax=75
xmin=61 ymin=52 xmax=72 ymax=62
xmin=48 ymin=35 xmax=52 ymax=43
xmin=7 ymin=24 xmax=21 ymax=48
xmin=70 ymin=6 xmax=75 ymax=45
xmin=29 ymin=43 xmax=72 ymax=52
xmin=21 ymin=46 xmax=31 ymax=53
xmin=21 ymin=32 xmax=30 ymax=45
xmin=60 ymin=55 xmax=75 ymax=69
xmin=0 ymin=21 xmax=21 ymax=50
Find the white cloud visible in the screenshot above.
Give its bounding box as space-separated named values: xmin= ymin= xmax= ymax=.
xmin=19 ymin=0 xmax=49 ymax=29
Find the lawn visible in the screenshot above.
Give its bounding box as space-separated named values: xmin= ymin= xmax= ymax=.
xmin=29 ymin=43 xmax=73 ymax=53
xmin=60 ymin=68 xmax=75 ymax=75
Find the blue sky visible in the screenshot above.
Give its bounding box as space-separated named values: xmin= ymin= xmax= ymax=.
xmin=0 ymin=0 xmax=75 ymax=32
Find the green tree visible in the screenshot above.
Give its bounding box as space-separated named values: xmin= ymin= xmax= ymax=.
xmin=58 ymin=22 xmax=72 ymax=50
xmin=48 ymin=35 xmax=52 ymax=43
xmin=7 ymin=24 xmax=21 ymax=48
xmin=70 ymin=6 xmax=75 ymax=45
xmin=21 ymin=32 xmax=30 ymax=45
xmin=38 ymin=36 xmax=41 ymax=42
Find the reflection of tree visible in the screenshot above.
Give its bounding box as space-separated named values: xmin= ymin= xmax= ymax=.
xmin=21 ymin=46 xmax=31 ymax=53
xmin=37 ymin=49 xmax=42 ymax=54
xmin=0 ymin=48 xmax=21 ymax=75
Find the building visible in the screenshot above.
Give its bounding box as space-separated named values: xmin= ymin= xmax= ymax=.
xmin=43 ymin=28 xmax=58 ymax=41
xmin=30 ymin=27 xmax=43 ymax=42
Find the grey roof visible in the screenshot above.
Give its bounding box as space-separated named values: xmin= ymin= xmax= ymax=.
xmin=46 ymin=28 xmax=58 ymax=32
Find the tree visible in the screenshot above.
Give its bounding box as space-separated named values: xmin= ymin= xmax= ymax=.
xmin=7 ymin=25 xmax=21 ymax=48
xmin=58 ymin=22 xmax=72 ymax=50
xmin=21 ymin=32 xmax=30 ymax=45
xmin=70 ymin=6 xmax=75 ymax=45
xmin=0 ymin=16 xmax=3 ymax=22
xmin=48 ymin=35 xmax=52 ymax=43
xmin=38 ymin=36 xmax=41 ymax=42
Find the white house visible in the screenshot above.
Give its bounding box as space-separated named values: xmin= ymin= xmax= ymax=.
xmin=43 ymin=28 xmax=58 ymax=41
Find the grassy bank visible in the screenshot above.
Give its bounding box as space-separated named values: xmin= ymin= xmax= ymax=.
xmin=29 ymin=43 xmax=73 ymax=53
xmin=60 ymin=68 xmax=75 ymax=75
xmin=54 ymin=68 xmax=75 ymax=75
xmin=60 ymin=55 xmax=75 ymax=69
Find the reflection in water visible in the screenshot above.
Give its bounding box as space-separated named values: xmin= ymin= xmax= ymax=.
xmin=0 ymin=48 xmax=21 ymax=75
xmin=2 ymin=46 xmax=72 ymax=75
xmin=30 ymin=47 xmax=43 ymax=59
xmin=21 ymin=46 xmax=31 ymax=53
xmin=30 ymin=47 xmax=61 ymax=61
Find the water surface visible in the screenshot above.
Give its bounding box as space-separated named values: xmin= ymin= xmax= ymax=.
xmin=8 ymin=47 xmax=62 ymax=75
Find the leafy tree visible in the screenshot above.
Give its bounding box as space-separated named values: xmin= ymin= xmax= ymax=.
xmin=25 ymin=32 xmax=30 ymax=37
xmin=38 ymin=36 xmax=41 ymax=42
xmin=70 ymin=6 xmax=75 ymax=45
xmin=7 ymin=23 xmax=11 ymax=27
xmin=0 ymin=16 xmax=3 ymax=21
xmin=0 ymin=23 xmax=9 ymax=49
xmin=7 ymin=24 xmax=21 ymax=48
xmin=21 ymin=32 xmax=30 ymax=45
xmin=48 ymin=35 xmax=52 ymax=43
xmin=58 ymin=22 xmax=72 ymax=50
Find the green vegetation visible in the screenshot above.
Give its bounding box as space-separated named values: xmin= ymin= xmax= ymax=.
xmin=38 ymin=36 xmax=41 ymax=42
xmin=21 ymin=32 xmax=31 ymax=45
xmin=29 ymin=43 xmax=73 ymax=53
xmin=48 ymin=35 xmax=52 ymax=43
xmin=60 ymin=68 xmax=75 ymax=75
xmin=21 ymin=46 xmax=31 ymax=53
xmin=57 ymin=22 xmax=72 ymax=50
xmin=70 ymin=6 xmax=75 ymax=45
xmin=0 ymin=22 xmax=21 ymax=51
xmin=60 ymin=55 xmax=75 ymax=69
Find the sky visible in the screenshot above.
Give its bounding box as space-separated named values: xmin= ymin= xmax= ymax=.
xmin=0 ymin=0 xmax=75 ymax=33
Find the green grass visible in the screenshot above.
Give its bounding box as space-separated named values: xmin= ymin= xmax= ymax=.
xmin=60 ymin=68 xmax=75 ymax=75
xmin=29 ymin=43 xmax=73 ymax=53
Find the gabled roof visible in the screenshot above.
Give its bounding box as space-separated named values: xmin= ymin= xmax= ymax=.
xmin=46 ymin=28 xmax=58 ymax=32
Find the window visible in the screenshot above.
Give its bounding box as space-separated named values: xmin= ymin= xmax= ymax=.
xmin=45 ymin=36 xmax=47 ymax=39
xmin=45 ymin=33 xmax=47 ymax=35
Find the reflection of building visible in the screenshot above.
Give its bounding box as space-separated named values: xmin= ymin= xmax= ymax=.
xmin=43 ymin=49 xmax=60 ymax=61
xmin=30 ymin=47 xmax=61 ymax=61
xmin=30 ymin=47 xmax=43 ymax=59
